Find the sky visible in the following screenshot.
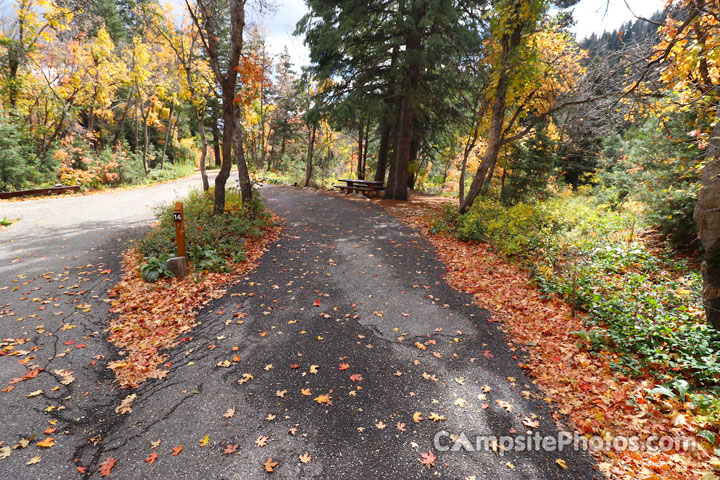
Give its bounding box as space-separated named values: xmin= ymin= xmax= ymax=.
xmin=569 ymin=0 xmax=666 ymax=40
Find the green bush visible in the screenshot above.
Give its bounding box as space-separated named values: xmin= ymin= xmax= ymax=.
xmin=140 ymin=187 xmax=269 ymax=273
xmin=447 ymin=193 xmax=720 ymax=395
xmin=0 ymin=113 xmax=54 ymax=191
xmin=598 ymin=115 xmax=702 ymax=245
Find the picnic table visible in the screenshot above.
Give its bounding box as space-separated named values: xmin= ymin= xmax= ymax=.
xmin=334 ymin=179 xmax=385 ymax=196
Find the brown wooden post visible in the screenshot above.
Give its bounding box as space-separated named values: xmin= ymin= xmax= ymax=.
xmin=173 ymin=202 xmax=186 ymax=258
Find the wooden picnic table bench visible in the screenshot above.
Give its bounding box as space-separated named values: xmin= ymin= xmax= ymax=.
xmin=334 ymin=179 xmax=385 ymax=196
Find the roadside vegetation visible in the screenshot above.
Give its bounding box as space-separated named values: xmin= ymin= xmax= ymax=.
xmin=139 ymin=187 xmax=269 ymax=280
xmin=108 ymin=187 xmax=280 ymax=388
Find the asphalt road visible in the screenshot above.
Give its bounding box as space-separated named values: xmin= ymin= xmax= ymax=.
xmin=0 ymin=181 xmax=598 ymax=479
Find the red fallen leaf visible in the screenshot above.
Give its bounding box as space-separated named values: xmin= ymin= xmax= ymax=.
xmin=144 ymin=452 xmax=158 ymax=465
xmin=75 ymin=344 xmax=88 ymax=349
xmin=172 ymin=444 xmax=183 ymax=456
xmin=180 ymin=337 xmax=192 ymax=342
xmin=89 ymin=361 xmax=96 ymax=365
xmin=77 ymin=466 xmax=87 ymax=473
xmin=98 ymin=457 xmax=116 ymax=477
xmin=223 ymin=444 xmax=238 ymax=454
xmin=420 ymin=449 xmax=436 ymax=468
xmin=290 ymin=364 xmax=300 ymax=369
xmin=350 ymin=373 xmax=363 ymax=382
xmin=216 ymin=310 xmax=224 ymax=315
xmin=482 ymin=350 xmax=495 ymax=358
xmin=259 ymin=331 xmax=267 ymax=337
xmin=338 ymin=363 xmax=349 ymax=371
xmin=313 ymin=299 xmax=321 ymax=307
xmin=43 ymin=427 xmax=56 ymax=435
xmin=1 ymin=386 xmax=14 ymax=393
xmin=23 ymin=368 xmax=42 ymax=380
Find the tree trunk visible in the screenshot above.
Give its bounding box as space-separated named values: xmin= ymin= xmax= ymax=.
xmin=362 ymin=118 xmax=370 ymax=179
xmin=459 ymin=119 xmax=482 ymax=205
xmin=160 ymin=103 xmax=175 ymax=170
xmin=234 ymin=104 xmax=253 ymax=202
xmin=194 ymin=107 xmax=210 ymax=191
xmin=113 ymin=87 xmax=134 ymax=146
xmin=356 ymin=122 xmax=364 ymax=179
xmin=214 ymin=86 xmax=235 ymax=215
xmin=694 ymin=108 xmax=720 ymax=331
xmin=459 ymin=9 xmax=524 ymax=214
xmin=304 ymin=123 xmax=316 ymax=187
xmin=407 ymin=134 xmax=420 ymax=190
xmin=375 ymin=122 xmax=392 ymax=182
xmin=212 ymin=118 xmax=221 ymax=169
xmin=134 ymin=101 xmax=139 ymax=151
xmin=374 ymin=46 xmax=399 ymax=183
xmin=142 ymin=119 xmax=149 ymax=175
xmin=385 ymin=4 xmax=423 ymax=200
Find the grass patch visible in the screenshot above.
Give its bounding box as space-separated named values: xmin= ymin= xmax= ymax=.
xmin=140 ymin=186 xmax=269 ymax=275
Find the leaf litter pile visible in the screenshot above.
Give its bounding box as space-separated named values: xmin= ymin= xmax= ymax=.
xmin=107 ymin=217 xmax=283 ymax=389
xmin=377 ymin=195 xmax=717 ymax=480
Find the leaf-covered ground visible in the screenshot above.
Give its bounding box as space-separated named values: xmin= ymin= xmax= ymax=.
xmin=375 ymin=193 xmax=717 ymax=480
xmin=5 ymin=184 xmax=708 ymax=478
xmin=106 ymin=216 xmax=283 ymax=388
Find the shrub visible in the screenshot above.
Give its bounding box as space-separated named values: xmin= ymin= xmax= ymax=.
xmin=445 ymin=193 xmax=719 ymax=394
xmin=140 ymin=187 xmax=270 ymax=272
xmin=0 ymin=113 xmax=52 ymax=191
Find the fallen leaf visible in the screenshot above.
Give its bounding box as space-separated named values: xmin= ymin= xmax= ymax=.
xmin=98 ymin=457 xmax=116 ymax=477
xmin=199 ymin=435 xmax=209 ymax=447
xmin=224 ymin=444 xmax=238 ymax=455
xmin=299 ymin=453 xmax=312 ymax=464
xmin=223 ymin=407 xmax=236 ymax=418
xmin=36 ymin=437 xmax=55 ymax=448
xmin=255 ymin=436 xmax=268 ymax=447
xmin=420 ymin=449 xmax=436 ymax=468
xmin=264 ymin=457 xmax=278 ymax=472
xmin=26 ymin=455 xmax=41 ymax=466
xmin=428 ymin=412 xmax=446 ymax=422
xmin=172 ymin=445 xmax=183 ymax=456
xmin=144 ymin=452 xmax=158 ymax=465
